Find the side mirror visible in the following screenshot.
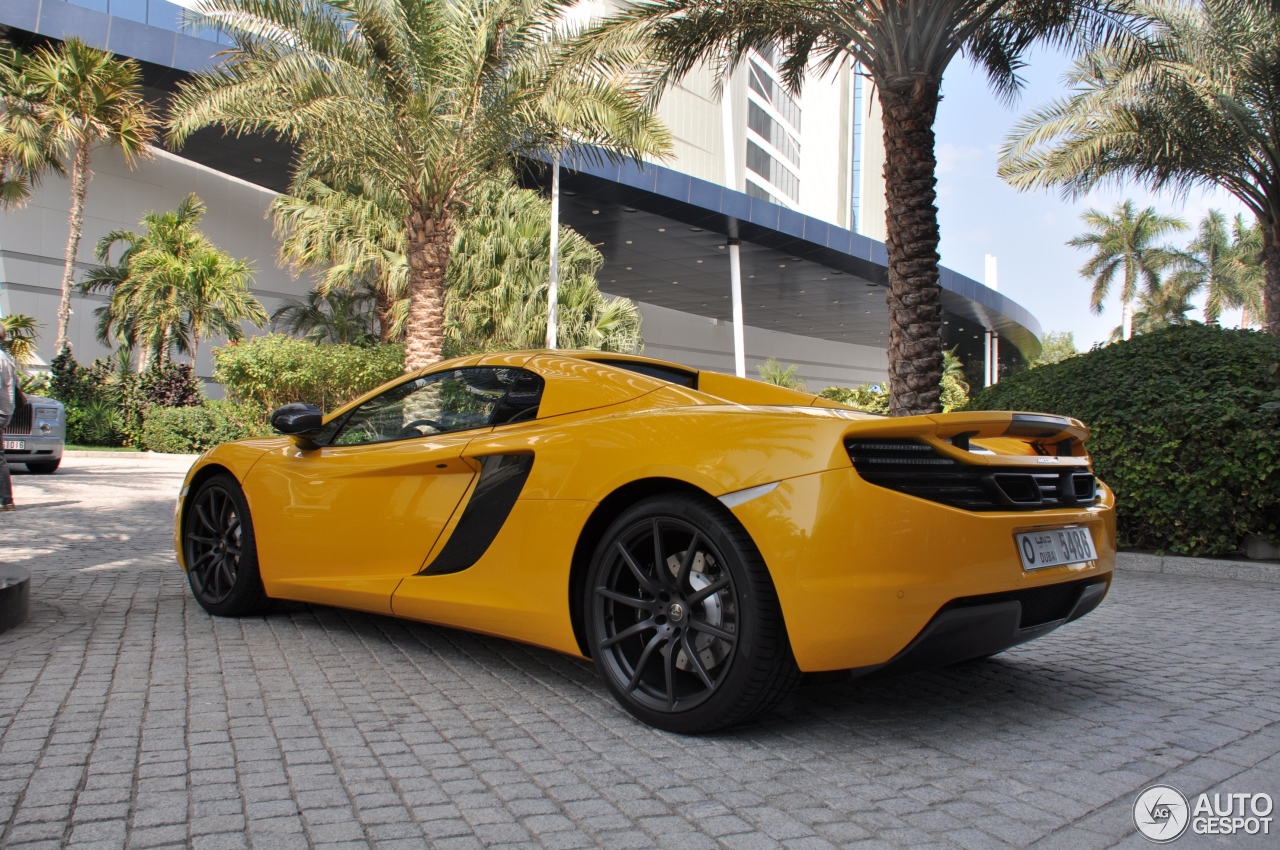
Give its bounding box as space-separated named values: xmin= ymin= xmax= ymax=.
xmin=271 ymin=402 xmax=323 ymax=437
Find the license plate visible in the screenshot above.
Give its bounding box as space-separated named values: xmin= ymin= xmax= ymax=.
xmin=1016 ymin=526 xmax=1097 ymax=570
xmin=2 ymin=440 xmax=24 ymax=451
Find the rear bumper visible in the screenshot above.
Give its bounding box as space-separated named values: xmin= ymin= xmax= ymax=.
xmin=728 ymin=467 xmax=1117 ymax=671
xmin=852 ymin=575 xmax=1109 ymax=677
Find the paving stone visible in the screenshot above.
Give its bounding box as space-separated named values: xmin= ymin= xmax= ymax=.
xmin=2 ymin=456 xmax=1279 ymax=850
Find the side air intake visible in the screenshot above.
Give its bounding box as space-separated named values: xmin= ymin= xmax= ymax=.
xmin=845 ymin=439 xmax=1099 ymax=511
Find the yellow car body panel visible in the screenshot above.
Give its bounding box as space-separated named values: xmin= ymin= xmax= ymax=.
xmin=244 ymin=431 xmax=482 ymax=614
xmin=176 ymin=350 xmax=1116 ymax=675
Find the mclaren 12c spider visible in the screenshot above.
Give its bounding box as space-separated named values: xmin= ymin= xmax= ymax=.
xmin=175 ymin=350 xmax=1116 ymax=732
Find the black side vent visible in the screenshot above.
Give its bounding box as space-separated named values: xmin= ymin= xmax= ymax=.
xmin=845 ymin=438 xmax=1099 ymax=512
xmin=3 ymin=403 xmax=31 ymax=436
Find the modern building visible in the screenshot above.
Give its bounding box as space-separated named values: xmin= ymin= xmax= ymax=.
xmin=0 ymin=0 xmax=1041 ymax=391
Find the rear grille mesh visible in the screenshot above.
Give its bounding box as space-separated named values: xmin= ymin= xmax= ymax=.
xmin=3 ymin=403 xmax=32 ymax=436
xmin=846 ymin=438 xmax=1098 ymax=511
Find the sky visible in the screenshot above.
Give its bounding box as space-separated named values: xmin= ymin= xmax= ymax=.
xmin=930 ymin=46 xmax=1249 ymax=351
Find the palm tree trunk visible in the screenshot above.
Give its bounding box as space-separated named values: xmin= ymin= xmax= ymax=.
xmin=879 ymin=81 xmax=944 ymax=416
xmin=1121 ymin=300 xmax=1134 ymax=340
xmin=373 ymin=288 xmax=397 ymax=343
xmin=403 ymin=204 xmax=450 ymax=372
xmin=55 ymin=141 xmax=92 ymax=355
xmin=1264 ymin=220 xmax=1280 ymax=336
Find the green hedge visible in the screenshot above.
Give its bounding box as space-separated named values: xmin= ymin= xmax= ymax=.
xmin=967 ymin=325 xmax=1280 ymax=555
xmin=139 ymin=401 xmax=272 ymax=454
xmin=213 ymin=334 xmax=404 ymax=412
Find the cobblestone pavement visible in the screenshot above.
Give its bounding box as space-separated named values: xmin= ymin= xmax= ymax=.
xmin=2 ymin=456 xmax=1278 ymax=850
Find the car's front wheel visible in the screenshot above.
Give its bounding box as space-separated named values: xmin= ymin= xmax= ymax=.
xmin=586 ymin=494 xmax=800 ymax=733
xmin=183 ymin=474 xmax=269 ymax=616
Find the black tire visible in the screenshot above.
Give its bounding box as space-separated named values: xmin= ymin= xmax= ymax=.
xmin=585 ymin=494 xmax=800 ymax=733
xmin=183 ymin=474 xmax=269 ymax=616
xmin=24 ymin=459 xmax=60 ymax=474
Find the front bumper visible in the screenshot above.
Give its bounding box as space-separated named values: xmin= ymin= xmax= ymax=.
xmin=3 ymin=433 xmax=64 ymax=465
xmin=729 ymin=467 xmax=1117 ymax=672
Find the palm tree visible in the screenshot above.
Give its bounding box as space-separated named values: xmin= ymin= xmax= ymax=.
xmin=1227 ymin=214 xmax=1267 ymax=327
xmin=999 ymin=0 xmax=1280 ymax=335
xmin=1108 ymin=276 xmax=1199 ymax=341
xmin=0 ymin=313 xmax=39 ymax=365
xmin=273 ymin=173 xmax=641 ymax=354
xmin=23 ymin=38 xmax=155 ymax=355
xmin=168 ymin=0 xmax=670 ymax=371
xmin=0 ymin=43 xmax=63 ymax=209
xmin=271 ymin=178 xmax=407 ymax=343
xmin=82 ymin=193 xmax=267 ymax=368
xmin=271 ymin=286 xmax=382 ymax=346
xmin=576 ymin=0 xmax=1130 ymax=415
xmin=1169 ymin=210 xmax=1258 ymax=325
xmin=757 ymin=358 xmax=806 ymax=390
xmin=446 ymin=179 xmax=641 ymax=352
xmin=1067 ymin=201 xmax=1185 ymax=340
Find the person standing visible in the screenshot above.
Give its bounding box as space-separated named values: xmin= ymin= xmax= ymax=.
xmin=0 ymin=324 xmax=18 ymax=510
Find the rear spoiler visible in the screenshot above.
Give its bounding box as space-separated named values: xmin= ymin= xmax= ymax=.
xmin=844 ymin=411 xmax=1091 ymax=466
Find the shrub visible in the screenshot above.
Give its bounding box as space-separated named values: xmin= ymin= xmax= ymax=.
xmin=819 ymin=384 xmax=890 ymax=414
xmin=66 ymin=399 xmax=125 ymax=446
xmin=48 ymin=354 xmax=204 ymax=447
xmin=967 ymin=325 xmax=1280 ymax=555
xmin=139 ymin=401 xmax=272 ymax=454
xmin=213 ymin=334 xmax=404 ymax=412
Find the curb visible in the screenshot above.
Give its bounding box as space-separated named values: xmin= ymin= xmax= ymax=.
xmin=1115 ymin=551 xmax=1280 ymax=586
xmin=63 ymin=451 xmax=197 ymax=459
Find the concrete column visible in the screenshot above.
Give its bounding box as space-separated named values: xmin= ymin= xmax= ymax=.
xmin=721 ymin=68 xmax=746 ymax=377
xmin=546 ymin=152 xmax=561 ymax=349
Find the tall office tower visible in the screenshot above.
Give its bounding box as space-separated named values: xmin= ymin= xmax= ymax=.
xmin=635 ymin=41 xmax=886 ymax=238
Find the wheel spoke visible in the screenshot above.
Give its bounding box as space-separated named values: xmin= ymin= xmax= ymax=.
xmin=651 ymin=519 xmax=667 ymax=586
xmin=218 ymin=556 xmax=236 ymax=590
xmin=690 ymin=619 xmax=737 ymax=644
xmin=625 ymin=632 xmax=665 ymax=692
xmin=663 ymin=634 xmax=677 ymax=709
xmin=600 ymin=617 xmax=657 ymax=649
xmin=687 ymin=576 xmax=730 ymax=606
xmin=596 ymin=587 xmax=653 ymax=610
xmin=194 ymin=504 xmax=218 ymax=534
xmin=674 ymin=533 xmax=702 ymax=590
xmin=616 ymin=543 xmax=659 ymax=595
xmin=681 ymin=630 xmax=715 ymax=689
xmin=187 ymin=533 xmax=217 ymax=545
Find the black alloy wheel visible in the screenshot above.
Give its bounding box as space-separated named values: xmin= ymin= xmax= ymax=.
xmin=587 ymin=494 xmax=800 ymax=733
xmin=183 ymin=474 xmax=268 ymax=616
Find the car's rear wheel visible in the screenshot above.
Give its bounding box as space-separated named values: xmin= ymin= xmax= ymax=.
xmin=586 ymin=494 xmax=800 ymax=733
xmin=24 ymin=459 xmax=59 ymax=474
xmin=183 ymin=474 xmax=269 ymax=616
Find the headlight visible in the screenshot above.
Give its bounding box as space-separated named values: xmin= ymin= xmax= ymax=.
xmin=34 ymin=407 xmax=58 ymax=420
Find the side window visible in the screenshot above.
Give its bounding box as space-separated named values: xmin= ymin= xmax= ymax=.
xmin=322 ymin=368 xmax=544 ymax=447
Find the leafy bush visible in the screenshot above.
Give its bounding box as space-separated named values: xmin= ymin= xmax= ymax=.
xmin=819 ymin=384 xmax=890 ymax=414
xmin=66 ymin=399 xmax=125 ymax=446
xmin=967 ymin=325 xmax=1280 ymax=555
xmin=50 ymin=354 xmax=204 ymax=446
xmin=213 ymin=334 xmax=404 ymax=411
xmin=139 ymin=401 xmax=272 ymax=454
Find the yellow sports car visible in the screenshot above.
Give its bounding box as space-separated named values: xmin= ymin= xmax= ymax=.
xmin=175 ymin=350 xmax=1116 ymax=732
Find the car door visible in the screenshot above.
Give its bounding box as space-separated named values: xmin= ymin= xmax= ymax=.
xmin=246 ymin=366 xmax=543 ymax=614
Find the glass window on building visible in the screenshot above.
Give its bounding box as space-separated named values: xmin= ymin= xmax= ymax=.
xmin=747 ymin=101 xmax=801 ymax=168
xmin=746 ymin=141 xmax=800 ymax=202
